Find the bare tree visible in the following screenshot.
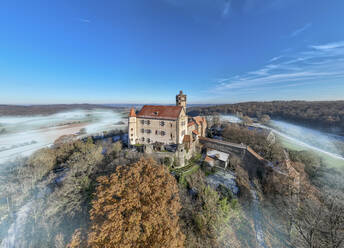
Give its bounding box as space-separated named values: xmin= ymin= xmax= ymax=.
xmin=280 ymin=192 xmax=344 ymax=248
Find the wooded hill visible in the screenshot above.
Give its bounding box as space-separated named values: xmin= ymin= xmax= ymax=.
xmin=188 ymin=101 xmax=344 ymax=134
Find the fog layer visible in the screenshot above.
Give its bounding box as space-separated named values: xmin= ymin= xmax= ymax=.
xmin=0 ymin=109 xmax=126 ymax=164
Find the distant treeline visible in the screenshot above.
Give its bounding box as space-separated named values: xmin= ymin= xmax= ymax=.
xmin=188 ymin=101 xmax=344 ymax=133
xmin=0 ymin=104 xmax=127 ymax=116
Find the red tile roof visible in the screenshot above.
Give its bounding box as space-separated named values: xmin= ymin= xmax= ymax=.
xmin=129 ymin=107 xmax=136 ymax=117
xmin=137 ymin=105 xmax=182 ymax=120
xmin=192 ymin=130 xmax=199 ymax=135
xmin=204 ymin=156 xmax=214 ymax=163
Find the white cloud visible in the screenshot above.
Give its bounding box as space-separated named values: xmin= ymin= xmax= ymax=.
xmin=222 ymin=0 xmax=231 ymax=17
xmin=162 ymin=0 xmax=299 ymax=20
xmin=269 ymin=55 xmax=283 ymax=62
xmin=310 ymin=41 xmax=344 ymax=50
xmin=290 ymin=23 xmax=312 ymax=37
xmin=214 ymin=41 xmax=344 ymax=92
xmin=77 ymin=18 xmax=91 ymax=23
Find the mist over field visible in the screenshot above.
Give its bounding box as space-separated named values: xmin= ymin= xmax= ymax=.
xmin=0 ymin=109 xmax=126 ymax=165
xmin=221 ymin=115 xmax=344 ymax=167
xmin=0 ymin=109 xmax=128 ymax=247
xmin=266 ymin=120 xmax=344 ymax=167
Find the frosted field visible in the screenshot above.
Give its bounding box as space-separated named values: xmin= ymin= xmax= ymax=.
xmin=221 ymin=115 xmax=242 ymax=123
xmin=0 ymin=109 xmax=127 ymax=164
xmin=220 ymin=115 xmax=344 ymax=167
xmin=264 ymin=120 xmax=344 ymax=167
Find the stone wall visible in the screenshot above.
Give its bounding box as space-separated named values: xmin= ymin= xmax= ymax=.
xmin=198 ymin=137 xmax=246 ymax=156
xmin=135 ymin=118 xmax=178 ymax=144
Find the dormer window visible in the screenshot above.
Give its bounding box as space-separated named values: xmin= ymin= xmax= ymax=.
xmin=154 ymin=111 xmax=159 ymax=115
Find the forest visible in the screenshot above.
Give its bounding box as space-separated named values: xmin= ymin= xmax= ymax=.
xmin=188 ymin=101 xmax=344 ymax=134
xmin=0 ymin=134 xmax=238 ymax=247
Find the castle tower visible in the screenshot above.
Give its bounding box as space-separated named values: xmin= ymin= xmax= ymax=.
xmin=128 ymin=108 xmax=137 ymax=145
xmin=176 ymin=90 xmax=187 ymax=109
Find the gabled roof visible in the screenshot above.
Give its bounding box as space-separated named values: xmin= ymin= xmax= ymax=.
xmin=137 ymin=105 xmax=183 ymax=120
xmin=129 ymin=107 xmax=136 ymax=117
xmin=193 ymin=116 xmax=205 ymax=126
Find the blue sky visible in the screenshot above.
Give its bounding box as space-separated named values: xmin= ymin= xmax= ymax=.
xmin=0 ymin=0 xmax=344 ymax=104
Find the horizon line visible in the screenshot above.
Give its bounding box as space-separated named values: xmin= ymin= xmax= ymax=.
xmin=1 ymin=98 xmax=344 ymax=106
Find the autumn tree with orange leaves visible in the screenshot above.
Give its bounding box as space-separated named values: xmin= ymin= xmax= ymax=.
xmin=84 ymin=158 xmax=185 ymax=248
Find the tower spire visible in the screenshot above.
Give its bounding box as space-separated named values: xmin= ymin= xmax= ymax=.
xmin=176 ymin=90 xmax=187 ymax=109
xmin=129 ymin=107 xmax=136 ymax=117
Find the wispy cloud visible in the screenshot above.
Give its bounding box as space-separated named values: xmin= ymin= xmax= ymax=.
xmin=222 ymin=0 xmax=231 ymax=17
xmin=290 ymin=23 xmax=312 ymax=37
xmin=77 ymin=18 xmax=91 ymax=23
xmin=215 ymin=41 xmax=344 ymax=92
xmin=269 ymin=55 xmax=283 ymax=62
xmin=310 ymin=41 xmax=344 ymax=50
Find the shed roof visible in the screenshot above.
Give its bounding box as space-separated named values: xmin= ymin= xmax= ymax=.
xmin=207 ymin=149 xmax=230 ymax=162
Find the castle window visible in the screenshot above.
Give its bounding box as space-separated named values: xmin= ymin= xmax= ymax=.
xmin=161 ymin=131 xmax=166 ymax=136
xmin=155 ymin=130 xmax=158 ymax=135
xmin=131 ymin=134 xmax=133 ymax=137
xmin=147 ymin=138 xmax=151 ymax=143
xmin=170 ymin=133 xmax=173 ymax=139
xmin=145 ymin=120 xmax=151 ymax=125
xmin=146 ymin=129 xmax=151 ymax=134
xmin=140 ymin=120 xmax=144 ymax=124
xmin=142 ymin=137 xmax=145 ymax=142
xmin=160 ymin=121 xmax=165 ymax=126
xmin=170 ymin=123 xmax=173 ymax=128
xmin=141 ymin=129 xmax=144 ymax=133
xmin=131 ymin=128 xmax=133 ymax=131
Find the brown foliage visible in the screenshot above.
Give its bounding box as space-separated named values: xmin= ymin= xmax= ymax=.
xmin=68 ymin=229 xmax=88 ymax=248
xmin=222 ymin=123 xmax=284 ymax=161
xmin=87 ymin=158 xmax=185 ymax=248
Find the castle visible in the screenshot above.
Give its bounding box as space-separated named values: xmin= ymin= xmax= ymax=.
xmin=128 ymin=91 xmax=207 ymax=149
